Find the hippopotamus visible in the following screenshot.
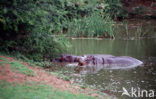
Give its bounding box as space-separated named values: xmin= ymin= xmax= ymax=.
xmin=52 ymin=54 xmax=143 ymax=68
xmin=79 ymin=54 xmax=143 ymax=67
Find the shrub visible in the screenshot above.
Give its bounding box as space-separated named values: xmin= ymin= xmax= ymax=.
xmin=103 ymin=0 xmax=128 ymax=18
xmin=0 ymin=0 xmax=69 ymax=61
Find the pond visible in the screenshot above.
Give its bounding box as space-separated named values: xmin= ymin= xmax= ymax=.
xmin=53 ymin=38 xmax=156 ymax=98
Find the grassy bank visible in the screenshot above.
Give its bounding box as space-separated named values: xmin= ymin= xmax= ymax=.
xmin=0 ymin=55 xmax=114 ymax=99
xmin=0 ymin=57 xmax=34 ymax=76
xmin=0 ymin=81 xmax=96 ymax=99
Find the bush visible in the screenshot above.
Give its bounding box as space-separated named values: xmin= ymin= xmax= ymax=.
xmin=103 ymin=0 xmax=128 ymax=18
xmin=0 ymin=0 xmax=69 ymax=61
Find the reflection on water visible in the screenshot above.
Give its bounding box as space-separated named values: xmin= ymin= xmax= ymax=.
xmin=73 ymin=63 xmax=143 ymax=74
xmin=65 ymin=38 xmax=156 ymax=98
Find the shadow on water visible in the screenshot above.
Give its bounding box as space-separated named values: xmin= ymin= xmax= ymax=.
xmin=51 ymin=38 xmax=156 ymax=98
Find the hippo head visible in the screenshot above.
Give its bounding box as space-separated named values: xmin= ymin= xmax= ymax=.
xmin=74 ymin=56 xmax=87 ymax=66
xmin=74 ymin=55 xmax=97 ymax=66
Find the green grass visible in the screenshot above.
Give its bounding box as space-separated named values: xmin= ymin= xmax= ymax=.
xmin=0 ymin=57 xmax=10 ymax=64
xmin=9 ymin=61 xmax=34 ymax=76
xmin=0 ymin=81 xmax=97 ymax=99
xmin=0 ymin=57 xmax=34 ymax=76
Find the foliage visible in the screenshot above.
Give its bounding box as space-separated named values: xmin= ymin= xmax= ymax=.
xmin=0 ymin=0 xmax=69 ymax=61
xmin=67 ymin=13 xmax=115 ymax=38
xmin=66 ymin=0 xmax=125 ymax=38
xmin=10 ymin=61 xmax=34 ymax=76
xmin=103 ymin=0 xmax=128 ymax=18
xmin=0 ymin=81 xmax=96 ymax=99
xmin=0 ymin=0 xmax=126 ymax=61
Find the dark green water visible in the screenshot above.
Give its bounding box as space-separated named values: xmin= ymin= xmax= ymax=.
xmin=64 ymin=38 xmax=156 ymax=98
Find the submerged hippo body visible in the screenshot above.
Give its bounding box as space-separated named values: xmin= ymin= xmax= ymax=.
xmin=53 ymin=54 xmax=143 ymax=69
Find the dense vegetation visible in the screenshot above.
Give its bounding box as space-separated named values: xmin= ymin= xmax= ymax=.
xmin=0 ymin=0 xmax=125 ymax=61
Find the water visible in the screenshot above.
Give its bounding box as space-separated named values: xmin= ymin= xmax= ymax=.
xmin=49 ymin=18 xmax=156 ymax=98
xmin=59 ymin=38 xmax=156 ymax=98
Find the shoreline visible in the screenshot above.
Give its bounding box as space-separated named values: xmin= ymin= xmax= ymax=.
xmin=0 ymin=55 xmax=115 ymax=99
